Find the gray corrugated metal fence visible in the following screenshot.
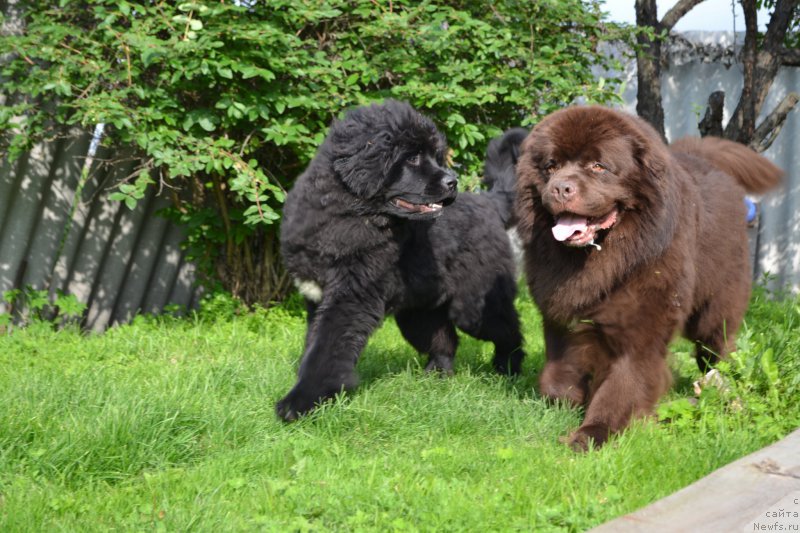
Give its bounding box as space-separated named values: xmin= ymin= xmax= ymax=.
xmin=0 ymin=132 xmax=201 ymax=330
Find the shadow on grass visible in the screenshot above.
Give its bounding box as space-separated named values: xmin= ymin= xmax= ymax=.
xmin=351 ymin=322 xmax=546 ymax=405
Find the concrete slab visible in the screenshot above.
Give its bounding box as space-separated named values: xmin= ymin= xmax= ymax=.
xmin=591 ymin=428 xmax=800 ymax=533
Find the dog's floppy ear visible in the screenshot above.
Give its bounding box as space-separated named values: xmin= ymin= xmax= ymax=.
xmin=510 ymin=141 xmax=521 ymax=165
xmin=332 ymin=134 xmax=392 ymax=199
xmin=506 ymin=128 xmax=529 ymax=165
xmin=634 ymin=140 xmax=669 ymax=182
xmin=333 ymin=156 xmax=379 ymax=198
xmin=629 ymin=118 xmax=669 ymax=181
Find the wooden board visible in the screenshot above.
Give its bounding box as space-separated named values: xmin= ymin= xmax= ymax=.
xmin=591 ymin=428 xmax=800 ymax=532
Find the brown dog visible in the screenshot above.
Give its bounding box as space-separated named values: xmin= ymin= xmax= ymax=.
xmin=515 ymin=106 xmax=782 ymax=450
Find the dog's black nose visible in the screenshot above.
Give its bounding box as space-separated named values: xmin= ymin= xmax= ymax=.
xmin=551 ymin=178 xmax=577 ymax=202
xmin=441 ymin=172 xmax=458 ymax=192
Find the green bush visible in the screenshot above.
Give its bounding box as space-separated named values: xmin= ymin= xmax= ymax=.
xmin=0 ymin=0 xmax=625 ymax=304
xmin=657 ymin=284 xmax=800 ymax=442
xmin=1 ymin=286 xmax=87 ymax=332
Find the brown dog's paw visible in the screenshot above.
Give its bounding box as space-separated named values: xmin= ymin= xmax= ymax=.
xmin=565 ymin=423 xmax=611 ymax=452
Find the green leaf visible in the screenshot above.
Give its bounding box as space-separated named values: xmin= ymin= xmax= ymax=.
xmin=198 ymin=117 xmax=215 ymax=131
xmin=177 ymin=3 xmax=201 ymax=13
xmin=761 ymin=348 xmax=779 ymax=387
xmin=345 ymin=73 xmax=360 ymax=86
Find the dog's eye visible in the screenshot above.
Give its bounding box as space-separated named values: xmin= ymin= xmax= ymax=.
xmin=407 ymin=153 xmax=421 ymax=166
xmin=590 ymin=162 xmax=606 ymax=173
xmin=543 ymin=161 xmax=558 ymax=174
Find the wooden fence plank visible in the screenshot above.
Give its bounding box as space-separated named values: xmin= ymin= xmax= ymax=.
xmin=591 ymin=428 xmax=800 ymax=532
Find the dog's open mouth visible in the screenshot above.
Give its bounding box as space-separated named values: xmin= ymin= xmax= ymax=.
xmin=392 ymin=198 xmax=443 ymax=214
xmin=552 ymin=208 xmax=618 ymax=248
xmin=390 ymin=196 xmax=455 ymax=216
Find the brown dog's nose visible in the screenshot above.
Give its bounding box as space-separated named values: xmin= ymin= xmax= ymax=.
xmin=551 ymin=178 xmax=577 ymax=203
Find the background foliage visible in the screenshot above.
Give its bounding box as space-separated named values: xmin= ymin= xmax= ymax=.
xmin=0 ymin=0 xmax=625 ymax=305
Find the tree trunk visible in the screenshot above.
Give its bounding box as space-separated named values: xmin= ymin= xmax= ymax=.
xmin=635 ymin=0 xmax=666 ymax=139
xmin=724 ymin=0 xmax=799 ymax=144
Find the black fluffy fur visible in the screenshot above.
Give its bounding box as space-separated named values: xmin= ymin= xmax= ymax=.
xmin=483 ymin=127 xmax=529 ymax=228
xmin=276 ymin=100 xmax=525 ymax=420
xmin=483 ymin=127 xmax=529 ymax=275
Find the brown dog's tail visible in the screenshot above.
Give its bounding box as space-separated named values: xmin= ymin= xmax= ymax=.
xmin=670 ymin=136 xmax=783 ymax=194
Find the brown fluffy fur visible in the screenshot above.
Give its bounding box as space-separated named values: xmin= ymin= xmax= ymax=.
xmin=514 ymin=106 xmax=782 ymax=450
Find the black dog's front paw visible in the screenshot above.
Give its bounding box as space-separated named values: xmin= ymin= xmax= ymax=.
xmin=275 ymin=385 xmax=322 ymax=422
xmin=276 ymin=380 xmax=351 ymax=422
xmin=424 ymin=354 xmax=454 ymax=375
xmin=493 ymin=348 xmax=524 ymax=376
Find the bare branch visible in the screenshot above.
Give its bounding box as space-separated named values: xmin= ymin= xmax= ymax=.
xmin=698 ymin=90 xmax=725 ymax=137
xmin=749 ymin=92 xmax=800 ymax=153
xmin=780 ymin=47 xmax=800 ymax=67
xmin=726 ymin=0 xmax=798 ymax=143
xmin=762 ymin=0 xmax=799 ymax=51
xmin=661 ymin=0 xmax=706 ymax=31
xmin=724 ymin=0 xmax=760 ymax=143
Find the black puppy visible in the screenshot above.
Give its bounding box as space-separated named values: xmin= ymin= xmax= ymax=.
xmin=483 ymin=127 xmax=529 ymax=228
xmin=277 ymin=100 xmax=524 ymax=420
xmin=483 ymin=127 xmax=529 ymax=274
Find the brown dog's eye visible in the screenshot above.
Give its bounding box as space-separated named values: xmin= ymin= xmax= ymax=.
xmin=407 ymin=153 xmax=421 ymax=166
xmin=590 ymin=162 xmax=606 ymax=173
xmin=543 ymin=160 xmax=558 ymax=174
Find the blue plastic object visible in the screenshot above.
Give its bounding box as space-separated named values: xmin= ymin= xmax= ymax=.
xmin=744 ymin=197 xmax=757 ymax=224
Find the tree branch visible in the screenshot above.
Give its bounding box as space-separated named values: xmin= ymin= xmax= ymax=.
xmin=725 ymin=0 xmax=798 ymax=143
xmin=762 ymin=0 xmax=799 ymax=51
xmin=749 ymin=92 xmax=800 ymax=153
xmin=698 ymin=90 xmax=725 ymax=137
xmin=661 ymin=0 xmax=706 ymax=31
xmin=780 ymin=47 xmax=800 ymax=67
xmin=724 ymin=0 xmax=760 ymax=143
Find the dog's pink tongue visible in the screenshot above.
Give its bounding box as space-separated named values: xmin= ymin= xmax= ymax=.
xmin=552 ymin=215 xmax=589 ymax=242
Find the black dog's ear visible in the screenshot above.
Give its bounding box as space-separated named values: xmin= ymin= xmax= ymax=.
xmin=506 ymin=128 xmax=529 ymax=165
xmin=332 ymin=130 xmax=395 ymax=199
xmin=333 ymin=152 xmax=385 ymax=199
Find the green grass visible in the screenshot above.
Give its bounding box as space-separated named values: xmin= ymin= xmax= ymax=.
xmin=1 ymin=287 xmax=799 ymax=532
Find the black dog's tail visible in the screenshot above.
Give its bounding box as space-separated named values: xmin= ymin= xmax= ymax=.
xmin=482 ymin=127 xmax=529 ymax=228
xmin=671 ymin=136 xmax=783 ymax=194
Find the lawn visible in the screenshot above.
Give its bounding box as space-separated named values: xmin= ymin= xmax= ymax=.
xmin=1 ymin=286 xmax=798 ymax=531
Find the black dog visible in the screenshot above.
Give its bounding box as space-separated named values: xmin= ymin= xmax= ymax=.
xmin=276 ymin=100 xmax=524 ymax=420
xmin=483 ymin=127 xmax=528 ymax=274
xmin=483 ymin=127 xmax=528 ymax=228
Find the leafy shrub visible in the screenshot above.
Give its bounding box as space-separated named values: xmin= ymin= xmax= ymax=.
xmin=658 ymin=285 xmax=800 ymax=442
xmin=1 ymin=286 xmax=87 ymax=332
xmin=0 ymin=0 xmax=625 ymax=304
